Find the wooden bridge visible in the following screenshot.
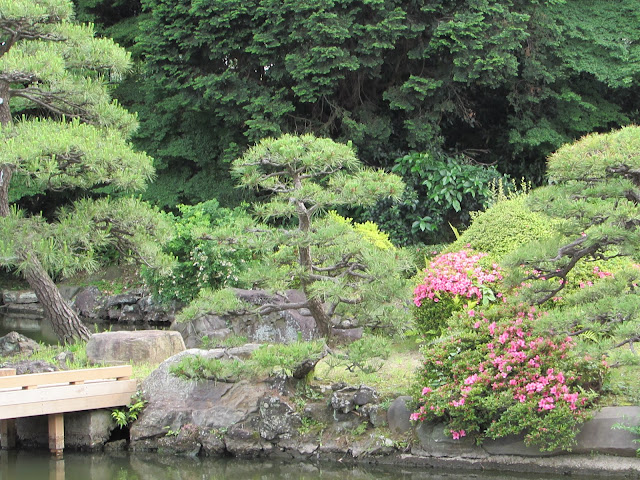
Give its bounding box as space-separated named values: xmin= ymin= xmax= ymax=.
xmin=0 ymin=365 xmax=136 ymax=455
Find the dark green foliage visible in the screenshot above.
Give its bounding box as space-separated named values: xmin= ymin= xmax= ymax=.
xmin=368 ymin=151 xmax=503 ymax=245
xmin=142 ymin=200 xmax=256 ymax=304
xmin=131 ymin=0 xmax=639 ymax=208
xmin=411 ymin=294 xmax=459 ymax=339
xmin=501 ymin=126 xmax=640 ymax=371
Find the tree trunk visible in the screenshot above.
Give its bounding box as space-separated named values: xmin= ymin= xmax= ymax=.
xmin=298 ymin=212 xmax=331 ymax=338
xmin=0 ymin=80 xmax=13 ymax=216
xmin=0 ymin=80 xmax=90 ymax=344
xmin=19 ymin=253 xmax=91 ymax=344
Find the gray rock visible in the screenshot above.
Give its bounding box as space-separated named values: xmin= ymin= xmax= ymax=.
xmin=258 ymin=396 xmax=301 ymax=441
xmin=104 ymin=439 xmax=128 ymax=452
xmin=360 ymin=404 xmax=388 ymax=428
xmin=65 ymin=410 xmax=116 ymax=450
xmin=73 ymin=286 xmax=102 ymax=318
xmin=2 ymin=290 xmax=38 ymax=304
xmin=1 ymin=359 xmax=57 ymax=374
xmin=331 ymin=386 xmax=378 ymax=414
xmin=86 ymin=330 xmax=185 ymax=365
xmin=573 ymin=406 xmax=640 ymax=457
xmin=413 ymin=421 xmax=487 ymax=459
xmin=201 ymin=431 xmax=226 ymax=457
xmin=157 ymin=423 xmax=201 ymax=457
xmin=130 ymin=350 xmax=270 ymax=450
xmin=387 ymin=396 xmax=413 ymax=434
xmin=0 ymin=332 xmax=39 ymax=357
xmin=225 ymin=424 xmax=273 ymax=457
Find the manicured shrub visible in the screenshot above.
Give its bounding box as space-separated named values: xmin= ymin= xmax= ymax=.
xmin=448 ymin=196 xmax=558 ymax=261
xmin=143 ymin=200 xmax=256 ymax=304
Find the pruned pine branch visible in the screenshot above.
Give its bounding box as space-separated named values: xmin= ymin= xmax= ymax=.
xmin=257 ymin=301 xmax=309 ymax=315
xmin=527 ymin=236 xmax=613 ymax=304
xmin=11 ymin=88 xmax=94 ymax=122
xmin=613 ymin=335 xmax=640 ymax=354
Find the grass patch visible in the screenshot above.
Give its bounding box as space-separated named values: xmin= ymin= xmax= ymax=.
xmin=170 ymin=340 xmax=328 ymax=382
xmin=601 ymin=364 xmax=640 ymax=406
xmin=313 ymin=337 xmax=421 ymax=399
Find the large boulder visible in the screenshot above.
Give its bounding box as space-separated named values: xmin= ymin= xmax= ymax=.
xmin=129 ymin=349 xmax=271 ymax=451
xmin=73 ymin=286 xmax=176 ymax=326
xmin=0 ymin=332 xmax=39 ymax=357
xmin=86 ymin=330 xmax=185 ymax=365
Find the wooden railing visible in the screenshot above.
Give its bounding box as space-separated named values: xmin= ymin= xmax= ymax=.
xmin=0 ymin=365 xmax=136 ymax=455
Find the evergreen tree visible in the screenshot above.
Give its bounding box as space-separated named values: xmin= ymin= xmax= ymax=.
xmin=181 ymin=134 xmax=409 ymax=338
xmin=0 ymin=0 xmax=170 ymax=343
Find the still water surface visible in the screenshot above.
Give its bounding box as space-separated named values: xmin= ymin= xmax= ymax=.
xmin=0 ymin=451 xmax=618 ymax=480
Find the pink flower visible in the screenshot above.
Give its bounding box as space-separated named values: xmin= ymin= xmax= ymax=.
xmin=422 ymin=387 xmax=433 ymax=395
xmin=451 ymin=429 xmax=466 ymax=440
xmin=468 ymin=310 xmax=476 ymax=317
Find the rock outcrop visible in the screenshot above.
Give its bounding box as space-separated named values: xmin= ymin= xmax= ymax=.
xmin=0 ymin=332 xmax=40 ymax=357
xmin=86 ymin=330 xmax=186 ymax=365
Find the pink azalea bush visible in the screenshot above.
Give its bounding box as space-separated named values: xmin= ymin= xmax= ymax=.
xmin=412 ymin=249 xmax=503 ymax=337
xmin=412 ymin=304 xmax=608 ymax=451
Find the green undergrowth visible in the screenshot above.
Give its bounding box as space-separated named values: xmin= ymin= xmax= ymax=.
xmin=313 ymin=337 xmax=421 ymax=399
xmin=169 ymin=340 xmax=328 ymax=381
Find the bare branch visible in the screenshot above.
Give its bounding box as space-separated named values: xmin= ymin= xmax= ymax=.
xmin=258 ymin=301 xmax=309 ymax=315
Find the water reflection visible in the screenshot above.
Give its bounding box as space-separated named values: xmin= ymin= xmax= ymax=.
xmin=0 ymin=451 xmax=614 ymax=480
xmin=0 ymin=314 xmax=58 ymax=345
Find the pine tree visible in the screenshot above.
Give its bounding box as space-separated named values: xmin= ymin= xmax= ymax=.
xmin=0 ymin=0 xmax=169 ymax=343
xmin=181 ymin=134 xmax=409 ymax=338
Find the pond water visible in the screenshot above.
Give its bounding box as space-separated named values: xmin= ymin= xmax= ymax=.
xmin=0 ymin=313 xmax=163 ymax=346
xmin=0 ymin=450 xmax=616 ymax=480
xmin=0 ymin=313 xmax=58 ymax=344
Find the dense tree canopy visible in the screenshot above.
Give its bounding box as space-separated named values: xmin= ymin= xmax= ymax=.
xmin=128 ymin=0 xmax=639 ymax=210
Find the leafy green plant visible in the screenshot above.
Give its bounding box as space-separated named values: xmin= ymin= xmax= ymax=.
xmin=447 ymin=195 xmax=558 ymax=262
xmin=169 ymin=355 xmax=246 ymax=382
xmin=163 ymin=426 xmax=180 ymax=437
xmin=169 ymin=340 xmax=327 ymax=382
xmin=298 ymin=417 xmax=327 ymax=436
xmin=368 ymin=150 xmax=504 ymax=245
xmin=412 ymin=304 xmax=608 ymax=452
xmin=351 ymin=421 xmax=368 ymax=437
xmin=142 ymin=199 xmax=257 ymax=304
xmin=251 ymin=341 xmax=327 ymax=377
xmin=412 ymin=249 xmax=503 ymax=338
xmin=612 ymin=419 xmax=640 ymax=456
xmin=111 ymin=392 xmax=147 ymax=428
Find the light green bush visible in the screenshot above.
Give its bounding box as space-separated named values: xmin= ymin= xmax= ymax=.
xmin=448 ymin=196 xmax=558 ymax=261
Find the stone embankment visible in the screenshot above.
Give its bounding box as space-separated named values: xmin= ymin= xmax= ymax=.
xmin=1 ymin=340 xmax=640 ymax=476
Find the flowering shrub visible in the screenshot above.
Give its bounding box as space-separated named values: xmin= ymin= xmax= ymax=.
xmin=412 ymin=249 xmax=503 ymax=337
xmin=143 ymin=201 xmax=256 ymax=303
xmin=412 ymin=305 xmax=608 ymax=451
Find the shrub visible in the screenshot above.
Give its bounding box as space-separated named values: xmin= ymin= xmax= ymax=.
xmin=143 ymin=200 xmax=256 ymax=304
xmin=447 ymin=196 xmax=558 ymax=261
xmin=368 ymin=150 xmax=504 ymax=246
xmin=412 ymin=305 xmax=608 ymax=451
xmin=412 ymin=249 xmax=503 ymax=337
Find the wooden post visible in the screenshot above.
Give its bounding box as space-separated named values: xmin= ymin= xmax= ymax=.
xmin=48 ymin=413 xmax=64 ymax=456
xmin=0 ymin=368 xmax=16 ymax=450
